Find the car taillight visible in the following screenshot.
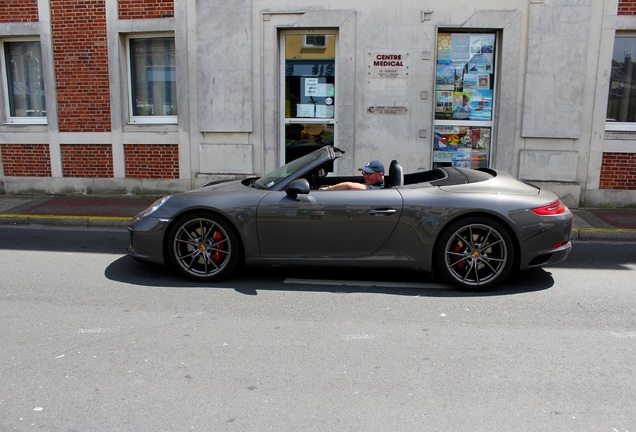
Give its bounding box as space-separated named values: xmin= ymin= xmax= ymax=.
xmin=531 ymin=200 xmax=567 ymax=216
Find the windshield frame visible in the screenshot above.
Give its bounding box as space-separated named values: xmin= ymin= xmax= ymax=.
xmin=254 ymin=146 xmax=338 ymax=190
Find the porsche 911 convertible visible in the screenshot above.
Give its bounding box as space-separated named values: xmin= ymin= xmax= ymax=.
xmin=128 ymin=146 xmax=572 ymax=291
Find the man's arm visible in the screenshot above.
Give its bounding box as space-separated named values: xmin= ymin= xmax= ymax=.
xmin=320 ymin=182 xmax=367 ymax=191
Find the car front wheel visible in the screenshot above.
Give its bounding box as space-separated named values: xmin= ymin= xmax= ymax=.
xmin=168 ymin=212 xmax=241 ymax=282
xmin=436 ymin=217 xmax=514 ymax=290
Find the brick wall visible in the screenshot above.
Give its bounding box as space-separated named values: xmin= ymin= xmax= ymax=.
xmin=61 ymin=144 xmax=113 ymax=178
xmin=50 ymin=0 xmax=111 ymax=133
xmin=124 ymin=144 xmax=179 ymax=178
xmin=0 ymin=144 xmax=51 ymax=176
xmin=618 ymin=0 xmax=636 ymax=15
xmin=0 ymin=0 xmax=38 ymax=22
xmin=118 ymin=0 xmax=174 ymax=19
xmin=599 ymin=152 xmax=636 ymax=190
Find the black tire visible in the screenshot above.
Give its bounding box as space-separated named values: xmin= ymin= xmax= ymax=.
xmin=167 ymin=212 xmax=242 ymax=282
xmin=435 ymin=216 xmax=514 ymax=290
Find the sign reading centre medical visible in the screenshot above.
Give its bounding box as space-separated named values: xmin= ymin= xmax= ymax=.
xmin=368 ymin=52 xmax=409 ymax=78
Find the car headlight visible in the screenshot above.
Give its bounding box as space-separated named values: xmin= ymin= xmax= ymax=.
xmin=135 ymin=195 xmax=171 ymax=220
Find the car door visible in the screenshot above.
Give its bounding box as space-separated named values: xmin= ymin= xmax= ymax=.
xmin=256 ymin=189 xmax=403 ymax=258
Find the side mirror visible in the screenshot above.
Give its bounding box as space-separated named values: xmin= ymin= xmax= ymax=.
xmin=285 ymin=178 xmax=310 ymax=199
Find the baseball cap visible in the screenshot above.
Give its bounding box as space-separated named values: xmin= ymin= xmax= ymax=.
xmin=358 ymin=160 xmax=385 ymax=174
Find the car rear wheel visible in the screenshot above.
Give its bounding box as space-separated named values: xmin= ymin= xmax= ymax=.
xmin=168 ymin=212 xmax=241 ymax=282
xmin=436 ymin=217 xmax=514 ymax=290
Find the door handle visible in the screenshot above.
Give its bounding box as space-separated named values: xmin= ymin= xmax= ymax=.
xmin=367 ymin=209 xmax=397 ymax=216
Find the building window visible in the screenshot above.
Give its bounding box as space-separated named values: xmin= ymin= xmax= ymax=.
xmin=433 ymin=31 xmax=497 ymax=168
xmin=1 ymin=40 xmax=46 ymax=124
xmin=303 ymin=35 xmax=327 ymax=49
xmin=607 ymin=34 xmax=636 ymax=131
xmin=128 ymin=35 xmax=177 ymax=124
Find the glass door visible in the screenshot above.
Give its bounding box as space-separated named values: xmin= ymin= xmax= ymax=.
xmin=280 ymin=31 xmax=336 ymax=164
xmin=433 ymin=31 xmax=497 ymax=169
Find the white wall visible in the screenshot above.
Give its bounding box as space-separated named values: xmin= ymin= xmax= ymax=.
xmin=2 ymin=0 xmax=632 ymax=207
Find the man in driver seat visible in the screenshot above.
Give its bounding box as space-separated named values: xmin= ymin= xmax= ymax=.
xmin=320 ymin=160 xmax=385 ymax=190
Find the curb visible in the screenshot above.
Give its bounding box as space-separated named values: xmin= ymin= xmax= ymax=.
xmin=0 ymin=214 xmax=131 ymax=229
xmin=571 ymin=227 xmax=636 ymax=242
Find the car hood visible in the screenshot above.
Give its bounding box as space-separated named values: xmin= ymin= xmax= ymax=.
xmin=148 ymin=179 xmax=267 ymax=219
xmin=193 ymin=178 xmax=250 ymax=192
xmin=170 ymin=178 xmax=264 ymax=202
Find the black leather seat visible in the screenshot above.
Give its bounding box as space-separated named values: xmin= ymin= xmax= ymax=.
xmin=386 ymin=160 xmax=404 ymax=188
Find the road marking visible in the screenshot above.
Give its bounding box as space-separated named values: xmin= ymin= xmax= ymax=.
xmin=611 ymin=332 xmax=636 ymax=338
xmin=284 ymin=278 xmax=448 ymax=289
xmin=342 ymin=334 xmax=379 ymax=340
xmin=78 ymin=328 xmax=109 ymax=333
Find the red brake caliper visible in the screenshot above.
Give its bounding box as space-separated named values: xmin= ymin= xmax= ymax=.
xmin=453 ymin=242 xmax=465 ymax=269
xmin=212 ymin=231 xmax=225 ymax=263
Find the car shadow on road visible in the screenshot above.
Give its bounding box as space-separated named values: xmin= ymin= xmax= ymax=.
xmin=105 ymin=255 xmax=554 ymax=298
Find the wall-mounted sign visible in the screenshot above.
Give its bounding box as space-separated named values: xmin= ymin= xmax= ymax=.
xmin=368 ymin=52 xmax=409 ymax=78
xmin=367 ymin=106 xmax=408 ymax=115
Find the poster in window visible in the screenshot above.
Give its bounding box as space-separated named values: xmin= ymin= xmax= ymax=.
xmin=478 ymin=35 xmax=495 ymax=54
xmin=469 ymin=89 xmax=493 ymax=121
xmin=452 ymin=92 xmax=472 ymax=120
xmin=434 ymin=126 xmax=472 ymax=151
xmin=437 ymin=33 xmax=452 ymax=63
xmin=462 ymin=74 xmax=490 ymax=91
xmin=433 ymin=126 xmax=491 ymax=168
xmin=470 ymin=36 xmax=483 ymax=54
xmin=463 ymin=74 xmax=478 ymax=91
xmin=453 ymin=150 xmax=472 ymax=168
xmin=297 ymin=104 xmax=315 ymax=118
xmin=304 ymin=78 xmax=319 ymax=96
xmin=467 ymin=53 xmax=494 ymax=74
xmin=436 ymin=64 xmax=456 ymax=85
xmin=315 ymin=105 xmax=334 ymax=118
xmin=451 ymin=34 xmax=470 ymax=62
xmin=435 ymin=91 xmax=453 ymax=117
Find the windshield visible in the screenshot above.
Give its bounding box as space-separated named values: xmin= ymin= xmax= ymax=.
xmin=254 ymin=148 xmax=327 ymax=190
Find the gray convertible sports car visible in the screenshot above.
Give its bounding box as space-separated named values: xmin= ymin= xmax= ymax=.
xmin=128 ymin=146 xmax=572 ymax=290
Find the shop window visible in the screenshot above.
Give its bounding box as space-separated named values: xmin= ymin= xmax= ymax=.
xmin=282 ymin=32 xmax=336 ymax=163
xmin=128 ymin=34 xmax=177 ymax=124
xmin=606 ymin=33 xmax=636 ymax=131
xmin=433 ymin=32 xmax=496 ymax=168
xmin=1 ymin=39 xmax=46 ymax=124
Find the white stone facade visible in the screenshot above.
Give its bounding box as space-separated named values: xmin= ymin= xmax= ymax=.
xmin=0 ymin=0 xmax=635 ymax=207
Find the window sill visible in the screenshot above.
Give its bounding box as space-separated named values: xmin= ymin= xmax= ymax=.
xmin=123 ymin=123 xmax=178 ymax=133
xmin=0 ymin=123 xmax=48 ymax=132
xmin=604 ymin=130 xmax=636 ymax=140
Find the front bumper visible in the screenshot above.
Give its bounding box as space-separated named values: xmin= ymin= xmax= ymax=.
xmin=127 ymin=216 xmax=170 ymax=266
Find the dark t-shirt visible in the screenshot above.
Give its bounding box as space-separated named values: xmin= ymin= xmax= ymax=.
xmin=365 ymin=180 xmax=384 ymax=189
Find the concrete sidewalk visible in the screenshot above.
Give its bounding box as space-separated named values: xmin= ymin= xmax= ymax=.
xmin=0 ymin=194 xmax=635 ymax=241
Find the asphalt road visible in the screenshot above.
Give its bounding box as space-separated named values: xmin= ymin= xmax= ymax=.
xmin=0 ymin=226 xmax=634 ymax=431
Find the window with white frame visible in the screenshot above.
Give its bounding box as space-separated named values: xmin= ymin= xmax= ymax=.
xmin=1 ymin=39 xmax=46 ymax=124
xmin=607 ymin=33 xmax=636 ymax=131
xmin=127 ymin=34 xmax=177 ymax=124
